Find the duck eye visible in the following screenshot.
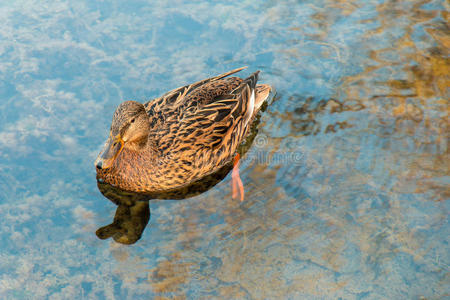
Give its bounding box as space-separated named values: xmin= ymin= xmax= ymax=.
xmin=130 ymin=118 xmax=135 ymax=123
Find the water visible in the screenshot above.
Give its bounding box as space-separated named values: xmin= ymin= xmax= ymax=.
xmin=0 ymin=0 xmax=448 ymax=299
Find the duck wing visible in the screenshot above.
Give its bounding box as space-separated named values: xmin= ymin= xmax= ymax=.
xmin=144 ymin=67 xmax=247 ymax=138
xmin=176 ymin=71 xmax=262 ymax=151
xmin=145 ymin=67 xmax=247 ymax=113
xmin=154 ymin=70 xmax=270 ymax=186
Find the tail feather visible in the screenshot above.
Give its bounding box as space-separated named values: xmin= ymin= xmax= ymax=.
xmin=254 ymin=84 xmax=271 ymax=112
xmin=243 ymin=71 xmax=259 ymax=90
xmin=237 ymin=72 xmax=270 ymax=125
xmin=242 ymin=71 xmax=260 ymax=126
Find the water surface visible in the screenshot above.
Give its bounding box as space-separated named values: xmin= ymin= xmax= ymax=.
xmin=0 ymin=0 xmax=448 ymax=299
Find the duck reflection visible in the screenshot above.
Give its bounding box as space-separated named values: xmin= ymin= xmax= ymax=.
xmin=95 ymin=188 xmax=150 ymax=245
xmin=95 ymin=163 xmax=233 ymax=244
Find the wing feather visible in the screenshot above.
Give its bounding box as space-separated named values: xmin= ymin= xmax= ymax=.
xmin=175 ymin=71 xmax=260 ymax=150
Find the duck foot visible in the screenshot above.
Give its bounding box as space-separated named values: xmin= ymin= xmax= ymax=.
xmin=231 ymin=153 xmax=244 ymax=202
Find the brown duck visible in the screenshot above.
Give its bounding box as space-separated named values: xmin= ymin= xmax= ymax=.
xmin=95 ymin=67 xmax=271 ymax=201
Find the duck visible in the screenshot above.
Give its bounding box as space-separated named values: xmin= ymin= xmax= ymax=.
xmin=95 ymin=67 xmax=271 ymax=201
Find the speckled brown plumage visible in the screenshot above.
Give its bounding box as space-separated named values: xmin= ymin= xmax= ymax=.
xmin=95 ymin=67 xmax=271 ymax=194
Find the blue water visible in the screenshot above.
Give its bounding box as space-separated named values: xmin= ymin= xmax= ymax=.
xmin=0 ymin=0 xmax=448 ymax=299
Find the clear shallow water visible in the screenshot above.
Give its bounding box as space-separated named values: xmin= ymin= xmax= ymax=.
xmin=0 ymin=0 xmax=449 ymax=299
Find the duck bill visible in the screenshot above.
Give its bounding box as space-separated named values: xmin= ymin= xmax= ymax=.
xmin=95 ymin=135 xmax=124 ymax=170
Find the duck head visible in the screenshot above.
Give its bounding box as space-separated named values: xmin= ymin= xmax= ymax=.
xmin=95 ymin=101 xmax=150 ymax=170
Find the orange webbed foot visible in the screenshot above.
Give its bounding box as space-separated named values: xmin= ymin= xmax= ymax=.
xmin=231 ymin=153 xmax=244 ymax=202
